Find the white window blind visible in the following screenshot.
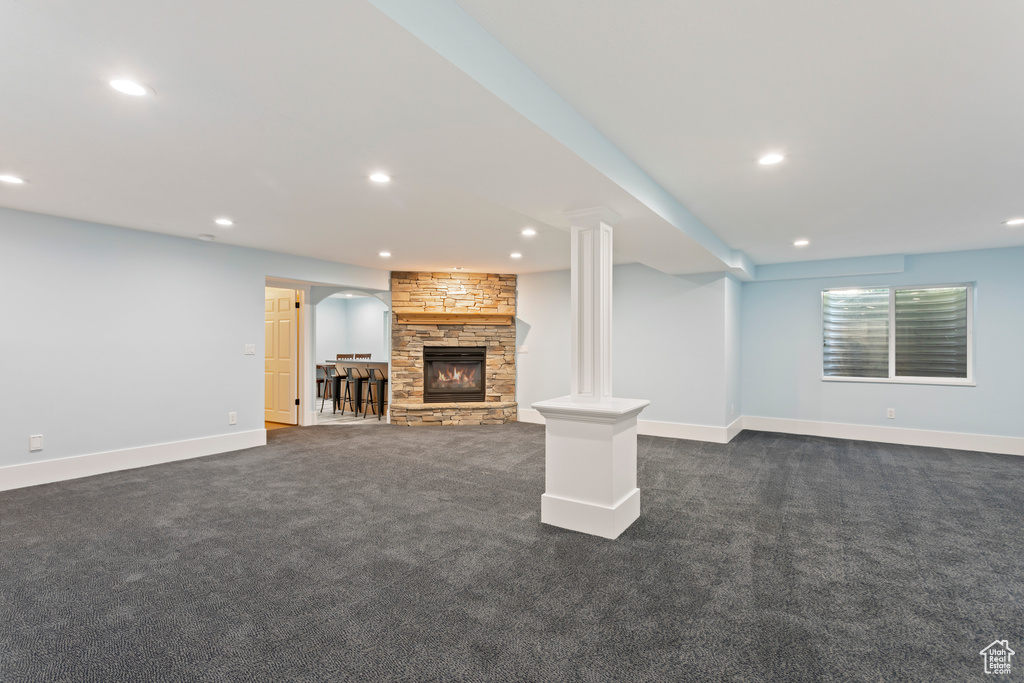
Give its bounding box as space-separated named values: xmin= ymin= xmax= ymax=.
xmin=822 ymin=284 xmax=972 ymax=383
xmin=894 ymin=287 xmax=969 ymax=378
xmin=822 ymin=288 xmax=889 ymax=378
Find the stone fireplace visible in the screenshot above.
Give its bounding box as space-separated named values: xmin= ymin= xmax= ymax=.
xmin=389 ymin=271 xmax=517 ymax=426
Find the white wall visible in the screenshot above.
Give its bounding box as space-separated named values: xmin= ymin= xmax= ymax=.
xmin=1 ymin=207 xmax=389 ymax=475
xmin=517 ymin=263 xmax=737 ymax=430
xmin=741 ymin=247 xmax=1024 ymax=439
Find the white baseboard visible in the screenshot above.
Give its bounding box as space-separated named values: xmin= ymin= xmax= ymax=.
xmin=742 ymin=416 xmax=1024 ymax=457
xmin=726 ymin=416 xmax=744 ymax=442
xmin=636 ymin=419 xmax=733 ymax=443
xmin=522 ymin=408 xmax=1023 ymax=456
xmin=519 ymin=408 xmax=737 ymax=444
xmin=0 ymin=429 xmax=267 ymax=491
xmin=517 ymin=407 xmax=546 ymax=425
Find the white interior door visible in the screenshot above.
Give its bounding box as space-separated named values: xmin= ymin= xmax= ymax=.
xmin=265 ymin=287 xmax=298 ymax=424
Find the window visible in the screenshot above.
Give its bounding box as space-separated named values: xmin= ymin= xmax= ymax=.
xmin=822 ymin=284 xmax=972 ymax=384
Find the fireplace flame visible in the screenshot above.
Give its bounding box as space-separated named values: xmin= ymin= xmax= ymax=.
xmin=434 ymin=363 xmax=478 ymax=388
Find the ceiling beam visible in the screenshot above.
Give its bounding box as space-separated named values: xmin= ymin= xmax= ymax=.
xmin=368 ymin=0 xmax=755 ymax=279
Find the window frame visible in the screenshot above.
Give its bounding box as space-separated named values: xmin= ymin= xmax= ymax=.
xmin=821 ymin=283 xmax=975 ymax=386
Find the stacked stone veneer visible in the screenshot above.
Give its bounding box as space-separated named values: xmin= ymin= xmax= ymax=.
xmin=390 ymin=272 xmax=517 ymax=426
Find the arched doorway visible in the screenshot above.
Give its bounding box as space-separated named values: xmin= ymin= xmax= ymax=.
xmin=313 ymin=290 xmax=391 ymax=424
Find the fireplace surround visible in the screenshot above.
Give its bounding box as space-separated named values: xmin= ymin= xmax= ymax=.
xmin=389 ymin=271 xmax=517 ymax=426
xmin=423 ymin=346 xmax=486 ymax=403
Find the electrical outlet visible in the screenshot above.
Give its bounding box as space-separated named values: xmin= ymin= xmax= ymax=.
xmin=228 ymin=412 xmax=237 ymax=425
xmin=886 ymin=408 xmax=895 ymax=419
xmin=30 ymin=434 xmax=43 ymax=451
xmin=244 ymin=344 xmax=256 ymax=355
xmin=731 ymin=403 xmax=735 ymax=416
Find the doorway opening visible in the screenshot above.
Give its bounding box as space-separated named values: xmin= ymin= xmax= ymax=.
xmin=314 ymin=291 xmax=391 ymax=425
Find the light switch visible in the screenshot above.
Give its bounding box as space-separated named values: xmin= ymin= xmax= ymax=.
xmin=30 ymin=435 xmax=43 ymax=451
xmin=244 ymin=344 xmax=256 ymax=355
xmin=518 ymin=345 xmax=529 ymax=354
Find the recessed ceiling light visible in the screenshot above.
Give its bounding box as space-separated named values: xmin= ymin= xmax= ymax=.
xmin=0 ymin=174 xmax=26 ymax=184
xmin=379 ymin=251 xmax=391 ymax=257
xmin=521 ymin=227 xmax=536 ymax=236
xmin=793 ymin=239 xmax=810 ymax=247
xmin=452 ymin=266 xmax=465 ymax=271
xmin=510 ymin=252 xmax=522 ymax=259
xmin=369 ymin=172 xmax=391 ymax=183
xmin=109 ymin=79 xmax=149 ymax=96
xmin=215 ymin=218 xmax=234 ymax=227
xmin=1004 ymin=218 xmax=1024 ymax=226
xmin=345 ymin=294 xmax=353 ymax=297
xmin=198 ymin=234 xmax=215 ymax=241
xmin=759 ymin=153 xmax=785 ymax=165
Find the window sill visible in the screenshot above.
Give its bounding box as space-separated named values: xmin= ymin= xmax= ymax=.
xmin=822 ymin=376 xmax=975 ymax=387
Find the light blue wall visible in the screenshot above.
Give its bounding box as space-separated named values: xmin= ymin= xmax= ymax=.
xmin=517 ymin=263 xmax=736 ymax=427
xmin=612 ymin=265 xmax=729 ymax=426
xmin=515 ymin=269 xmax=571 ymax=407
xmin=9 ymin=204 xmax=1017 ymax=474
xmin=346 ymin=297 xmax=389 ymax=361
xmin=315 ymin=296 xmax=389 ymax=363
xmin=741 ymin=247 xmax=1024 ymax=437
xmin=315 ymin=298 xmax=348 ymax=362
xmin=1 ymin=207 xmax=389 ymax=468
xmin=724 ymin=275 xmax=742 ymax=422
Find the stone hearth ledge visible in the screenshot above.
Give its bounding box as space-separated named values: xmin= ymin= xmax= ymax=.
xmin=389 ymin=401 xmax=518 ymax=426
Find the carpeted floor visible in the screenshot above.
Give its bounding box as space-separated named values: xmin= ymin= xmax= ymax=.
xmin=1 ymin=424 xmax=1021 ymax=682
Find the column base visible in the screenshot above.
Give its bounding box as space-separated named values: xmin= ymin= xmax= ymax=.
xmin=533 ymin=395 xmax=649 ymax=540
xmin=541 ymin=488 xmax=640 ymax=540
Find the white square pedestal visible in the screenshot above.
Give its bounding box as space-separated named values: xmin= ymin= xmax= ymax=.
xmin=532 ymin=396 xmax=650 ymax=539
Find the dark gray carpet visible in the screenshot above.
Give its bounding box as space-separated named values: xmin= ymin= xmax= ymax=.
xmin=2 ymin=424 xmax=1022 ymax=682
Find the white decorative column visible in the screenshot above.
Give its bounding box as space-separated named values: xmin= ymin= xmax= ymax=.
xmin=532 ymin=208 xmax=649 ymax=539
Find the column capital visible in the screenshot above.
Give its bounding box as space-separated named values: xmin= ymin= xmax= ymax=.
xmin=563 ymin=206 xmax=621 ymax=230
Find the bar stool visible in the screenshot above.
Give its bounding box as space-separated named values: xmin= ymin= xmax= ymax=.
xmin=363 ymin=367 xmax=388 ymax=419
xmin=316 ymin=365 xmax=326 ymax=397
xmin=338 ymin=367 xmax=366 ymax=415
xmin=330 ymin=364 xmax=346 ymax=413
xmin=319 ymin=365 xmax=337 ymax=412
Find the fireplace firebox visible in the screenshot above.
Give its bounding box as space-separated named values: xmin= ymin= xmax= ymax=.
xmin=423 ymin=347 xmax=486 ymax=403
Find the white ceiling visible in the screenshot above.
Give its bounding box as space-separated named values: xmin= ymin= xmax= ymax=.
xmin=457 ymin=0 xmax=1024 ymax=264
xmin=2 ymin=0 xmax=1022 ymax=277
